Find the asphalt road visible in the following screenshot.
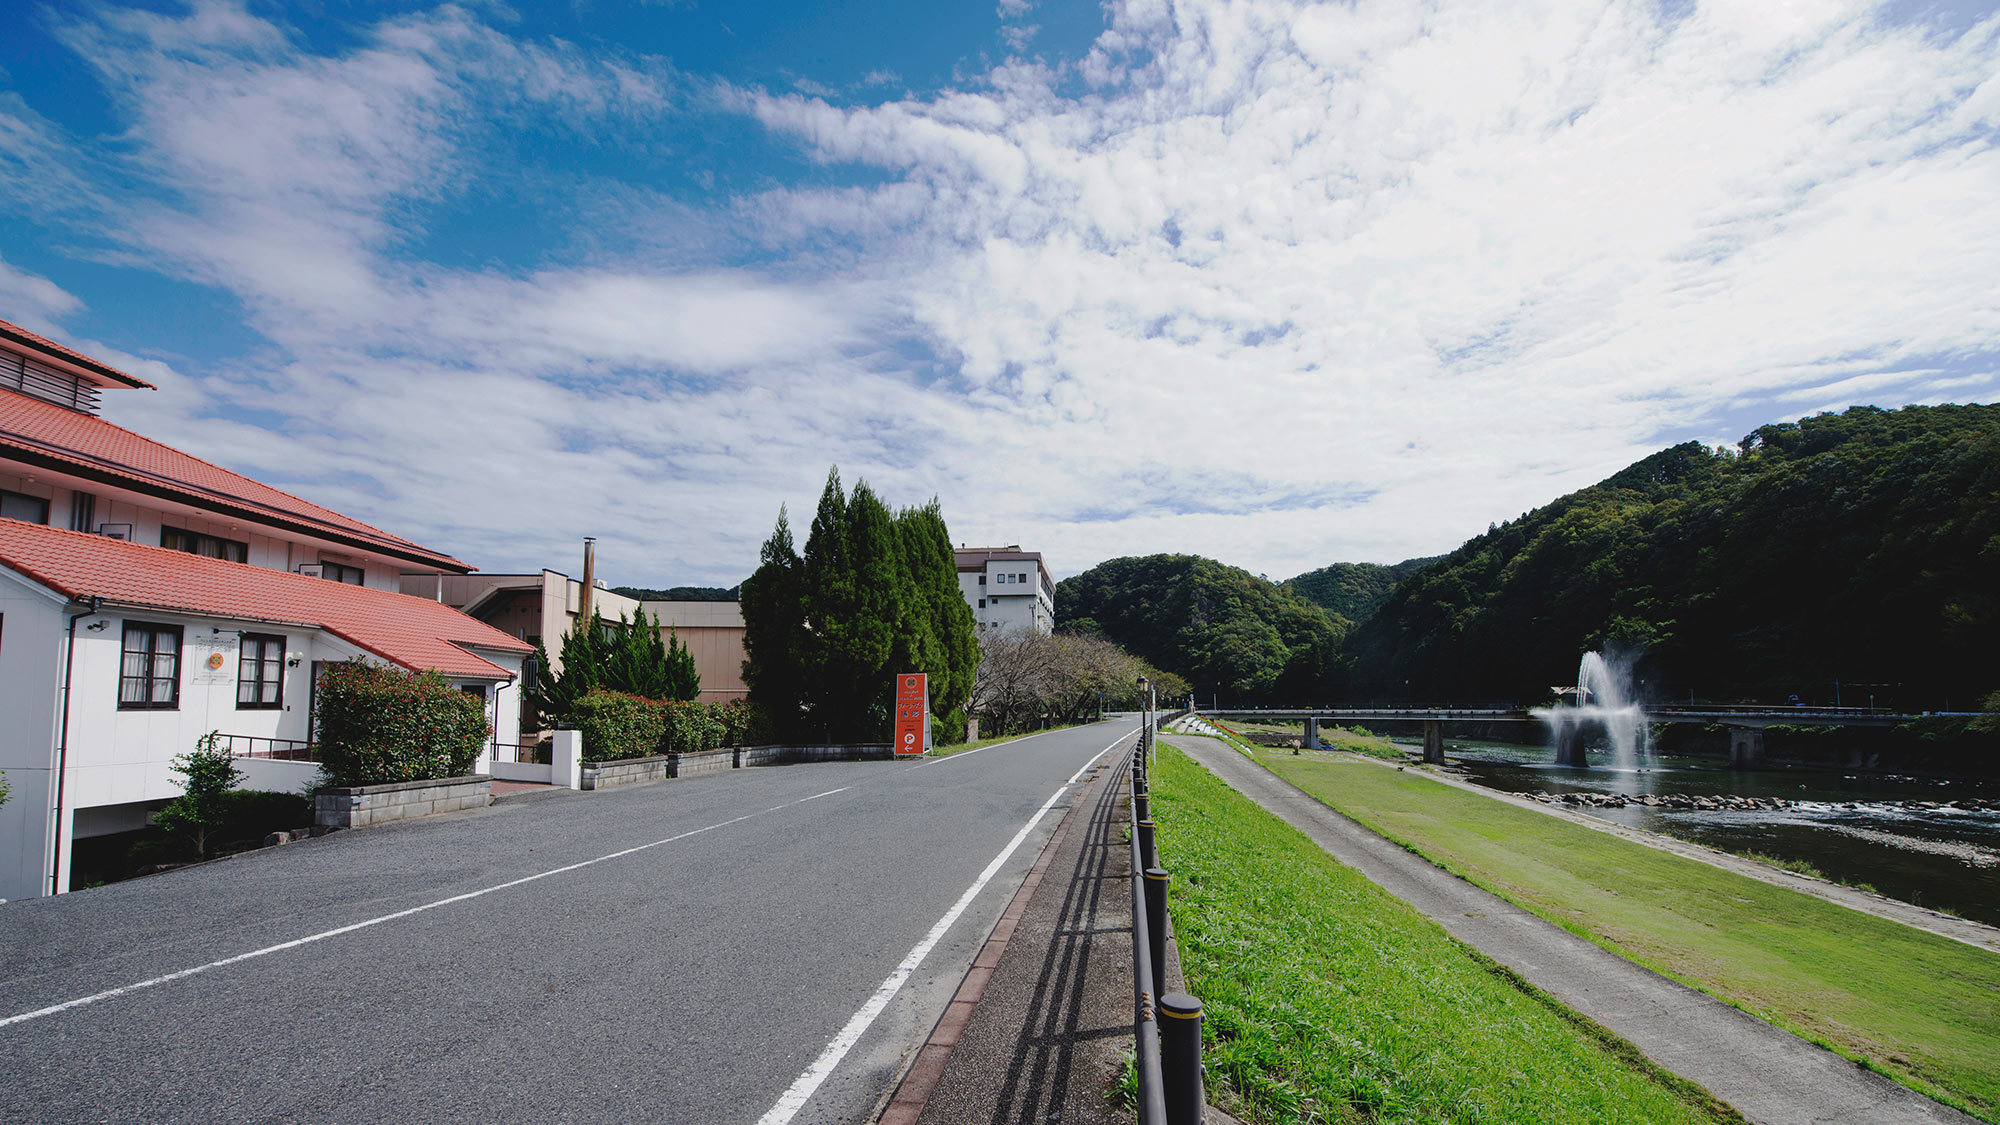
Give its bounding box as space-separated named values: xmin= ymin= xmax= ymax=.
xmin=0 ymin=719 xmax=1138 ymax=1125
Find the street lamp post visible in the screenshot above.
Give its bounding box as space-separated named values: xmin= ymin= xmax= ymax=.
xmin=1138 ymin=674 xmax=1152 ymax=758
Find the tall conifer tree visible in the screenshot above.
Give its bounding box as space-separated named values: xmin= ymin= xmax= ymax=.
xmin=741 ymin=505 xmax=808 ymax=736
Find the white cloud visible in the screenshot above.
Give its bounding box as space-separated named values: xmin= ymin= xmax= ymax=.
xmin=0 ymin=257 xmax=83 ymax=328
xmin=14 ymin=0 xmax=2000 ymax=590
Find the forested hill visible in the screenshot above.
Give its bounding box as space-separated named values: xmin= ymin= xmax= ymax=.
xmin=1339 ymin=404 xmax=2000 ymax=710
xmin=1285 ymin=557 xmax=1441 ymax=624
xmin=1057 ymin=555 xmax=1348 ymax=705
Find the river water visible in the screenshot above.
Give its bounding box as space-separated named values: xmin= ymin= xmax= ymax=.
xmin=1408 ymin=737 xmax=2000 ymax=927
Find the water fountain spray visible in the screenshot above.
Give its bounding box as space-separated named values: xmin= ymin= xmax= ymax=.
xmin=1533 ymin=651 xmax=1650 ymax=769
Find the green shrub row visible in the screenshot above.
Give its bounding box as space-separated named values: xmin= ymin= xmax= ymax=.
xmin=314 ymin=662 xmax=491 ymax=787
xmin=572 ymin=690 xmax=772 ymax=761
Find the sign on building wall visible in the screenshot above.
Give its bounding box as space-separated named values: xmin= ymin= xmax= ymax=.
xmin=188 ymin=636 xmax=232 ymax=686
xmin=893 ymin=673 xmax=931 ymax=756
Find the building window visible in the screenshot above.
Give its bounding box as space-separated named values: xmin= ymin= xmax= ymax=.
xmin=237 ymin=633 xmax=285 ymax=709
xmin=977 ymin=598 xmax=985 ymax=608
xmin=319 ymin=560 xmax=364 ymax=585
xmin=1 ymin=488 xmax=49 ymax=524
xmin=161 ymin=527 xmax=248 ymax=563
xmin=69 ymin=491 xmax=95 ymax=532
xmin=977 ymin=575 xmax=986 ymax=586
xmin=119 ymin=622 xmax=182 ymax=709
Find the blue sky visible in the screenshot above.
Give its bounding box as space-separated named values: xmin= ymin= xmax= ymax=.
xmin=3 ymin=0 xmax=1997 ymax=588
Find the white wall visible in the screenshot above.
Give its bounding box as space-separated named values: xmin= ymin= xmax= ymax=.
xmin=959 ymin=557 xmax=1055 ymax=636
xmin=0 ymin=468 xmax=407 ymax=592
xmin=0 ymin=569 xmax=64 ymax=902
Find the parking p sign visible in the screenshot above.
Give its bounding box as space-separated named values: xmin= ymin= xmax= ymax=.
xmin=893 ymin=673 xmax=931 ymax=756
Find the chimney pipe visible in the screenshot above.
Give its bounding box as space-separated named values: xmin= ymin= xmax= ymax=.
xmin=579 ymin=537 xmax=597 ymax=624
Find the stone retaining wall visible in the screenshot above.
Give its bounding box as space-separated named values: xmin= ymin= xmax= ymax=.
xmin=315 ymin=775 xmax=490 ymax=829
xmin=579 ymin=755 xmax=671 ymax=791
xmin=737 ymin=744 xmax=894 ymax=766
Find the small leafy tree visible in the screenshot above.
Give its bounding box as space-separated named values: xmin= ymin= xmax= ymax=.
xmin=153 ymin=731 xmax=244 ymax=858
xmin=0 ymin=769 xmax=10 ymax=807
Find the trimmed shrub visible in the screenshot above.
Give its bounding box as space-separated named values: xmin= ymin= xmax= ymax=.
xmin=713 ymin=698 xmax=774 ymax=747
xmin=573 ymin=690 xmax=668 ymax=761
xmin=315 ymin=661 xmax=491 ymax=786
xmin=659 ymin=699 xmax=725 ymax=755
xmin=573 ymin=691 xmax=743 ymax=760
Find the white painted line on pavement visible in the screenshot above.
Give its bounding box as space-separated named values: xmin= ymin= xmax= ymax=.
xmin=753 ymin=732 xmax=1127 ymax=1125
xmin=0 ymin=786 xmax=848 ymax=1031
xmin=920 ymin=719 xmax=1136 ymax=768
xmin=798 ymin=786 xmax=850 ymax=802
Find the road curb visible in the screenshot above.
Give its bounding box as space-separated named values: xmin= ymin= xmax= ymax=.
xmin=875 ymin=757 xmax=1112 ymax=1125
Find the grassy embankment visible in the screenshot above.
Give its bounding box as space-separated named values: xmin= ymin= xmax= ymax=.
xmin=1218 ymin=717 xmax=1406 ymax=761
xmin=1149 ymin=744 xmax=1742 ymax=1125
xmin=1250 ymin=748 xmax=2000 ymax=1122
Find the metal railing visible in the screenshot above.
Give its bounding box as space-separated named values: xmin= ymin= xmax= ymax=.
xmin=214 ymin=734 xmax=315 ymax=760
xmin=1127 ymin=715 xmax=1206 ymax=1125
xmin=490 ymin=741 xmax=549 ymax=765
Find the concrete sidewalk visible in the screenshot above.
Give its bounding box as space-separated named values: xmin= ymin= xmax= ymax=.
xmin=1170 ymin=734 xmax=1977 ymax=1125
xmin=884 ymin=750 xmax=1137 ymax=1125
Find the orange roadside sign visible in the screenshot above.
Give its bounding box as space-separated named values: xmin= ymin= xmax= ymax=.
xmin=894 ymin=673 xmax=930 ymax=756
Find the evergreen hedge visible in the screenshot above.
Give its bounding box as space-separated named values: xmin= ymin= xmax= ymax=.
xmin=314 ymin=661 xmax=491 ymax=786
xmin=571 ymin=690 xmax=736 ymax=760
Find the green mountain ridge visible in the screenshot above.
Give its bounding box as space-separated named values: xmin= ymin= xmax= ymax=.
xmin=1284 ymin=557 xmax=1443 ymax=625
xmin=1060 ymin=403 xmax=1998 ymax=714
xmin=1341 ymin=403 xmax=2000 ymax=708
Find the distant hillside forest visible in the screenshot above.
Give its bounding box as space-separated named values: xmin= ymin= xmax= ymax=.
xmin=1284 ymin=557 xmax=1440 ymax=624
xmin=1056 ymin=555 xmax=1346 ymax=705
xmin=1060 ymin=404 xmax=1999 ymax=713
xmin=611 ymin=585 xmax=739 ymax=602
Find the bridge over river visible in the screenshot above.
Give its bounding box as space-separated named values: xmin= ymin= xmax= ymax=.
xmin=1206 ymin=706 xmax=1932 ymax=768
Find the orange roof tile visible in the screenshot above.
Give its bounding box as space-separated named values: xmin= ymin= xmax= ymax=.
xmin=0 ymin=518 xmax=528 ymax=679
xmin=0 ymin=388 xmax=469 ymax=571
xmin=0 ymin=317 xmax=153 ymax=389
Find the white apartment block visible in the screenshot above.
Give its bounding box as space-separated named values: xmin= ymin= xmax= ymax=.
xmin=955 ymin=546 xmax=1054 ymax=636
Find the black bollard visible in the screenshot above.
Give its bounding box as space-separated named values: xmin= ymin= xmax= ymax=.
xmin=1160 ymin=992 xmax=1205 ymax=1125
xmin=1136 ymin=818 xmax=1158 ymax=871
xmin=1134 ymin=791 xmax=1150 ymax=823
xmin=1143 ymin=867 xmax=1169 ymax=999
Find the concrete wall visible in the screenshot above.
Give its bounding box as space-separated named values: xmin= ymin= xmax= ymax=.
xmin=315 ymin=776 xmax=490 ymax=829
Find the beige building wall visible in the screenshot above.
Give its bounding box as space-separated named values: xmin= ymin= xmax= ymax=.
xmin=644 ymin=600 xmax=747 ymax=704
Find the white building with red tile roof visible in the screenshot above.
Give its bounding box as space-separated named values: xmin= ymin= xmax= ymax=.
xmin=0 ymin=320 xmax=526 ymax=900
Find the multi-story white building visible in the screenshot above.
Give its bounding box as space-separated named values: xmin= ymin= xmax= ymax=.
xmin=0 ymin=318 xmax=528 ymax=899
xmin=955 ymin=546 xmax=1055 ymax=636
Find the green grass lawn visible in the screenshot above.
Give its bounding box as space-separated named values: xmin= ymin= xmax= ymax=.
xmin=1150 ymin=745 xmax=1742 ymax=1125
xmin=1251 ymin=749 xmax=2000 ymax=1122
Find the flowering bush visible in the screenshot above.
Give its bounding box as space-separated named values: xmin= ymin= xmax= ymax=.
xmin=314 ymin=662 xmax=490 ymax=786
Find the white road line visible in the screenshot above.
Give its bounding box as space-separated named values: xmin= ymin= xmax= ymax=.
xmin=753 ymin=733 xmax=1126 ymax=1125
xmin=0 ymin=786 xmax=845 ymax=1031
xmin=920 ymin=719 xmax=1134 ymax=768
xmin=798 ymin=787 xmax=850 ymax=802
